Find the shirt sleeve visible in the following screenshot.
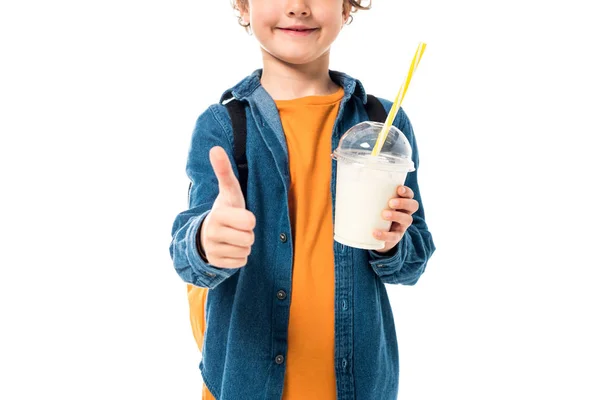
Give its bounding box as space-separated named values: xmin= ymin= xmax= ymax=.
xmin=367 ymin=106 xmax=436 ymax=285
xmin=169 ymin=105 xmax=242 ymax=289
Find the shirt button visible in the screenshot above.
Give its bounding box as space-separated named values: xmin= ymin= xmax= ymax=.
xmin=279 ymin=233 xmax=288 ymax=243
xmin=276 ymin=290 xmax=287 ymax=300
xmin=342 ymin=300 xmax=348 ymax=310
xmin=342 ymin=358 xmax=348 ymax=369
xmin=275 ymin=355 xmax=285 ymax=365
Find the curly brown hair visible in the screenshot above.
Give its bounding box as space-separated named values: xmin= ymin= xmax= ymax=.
xmin=231 ymin=0 xmax=372 ymax=31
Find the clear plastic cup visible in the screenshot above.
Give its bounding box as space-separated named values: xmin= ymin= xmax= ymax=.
xmin=331 ymin=121 xmax=415 ymax=250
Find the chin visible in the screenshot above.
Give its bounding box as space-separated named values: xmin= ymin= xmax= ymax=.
xmin=264 ymin=47 xmax=326 ymax=66
xmin=280 ymin=55 xmax=318 ymax=65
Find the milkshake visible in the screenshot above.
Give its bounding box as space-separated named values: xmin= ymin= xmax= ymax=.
xmin=332 ymin=121 xmax=415 ymax=250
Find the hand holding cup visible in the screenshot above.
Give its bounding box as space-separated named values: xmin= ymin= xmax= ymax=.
xmin=373 ymin=185 xmax=419 ymax=254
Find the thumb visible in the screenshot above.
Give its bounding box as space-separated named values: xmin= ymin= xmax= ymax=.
xmin=209 ymin=146 xmax=245 ymax=208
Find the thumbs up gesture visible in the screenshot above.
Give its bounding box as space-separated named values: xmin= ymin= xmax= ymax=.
xmin=199 ymin=146 xmax=256 ymax=269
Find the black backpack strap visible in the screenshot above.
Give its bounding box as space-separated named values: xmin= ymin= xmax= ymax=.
xmin=365 ymin=94 xmax=388 ymax=123
xmin=220 ymin=92 xmax=248 ymax=200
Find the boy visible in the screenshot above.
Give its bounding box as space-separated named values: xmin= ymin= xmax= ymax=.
xmin=170 ymin=1 xmax=435 ymax=399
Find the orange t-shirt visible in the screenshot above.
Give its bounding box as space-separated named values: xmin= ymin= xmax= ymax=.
xmin=198 ymin=86 xmax=344 ymax=400
xmin=275 ymin=87 xmax=344 ymax=400
xmin=275 ymin=88 xmax=344 ymax=400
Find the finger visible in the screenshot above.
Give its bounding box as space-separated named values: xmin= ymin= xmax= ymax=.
xmin=210 ymin=146 xmax=244 ymax=205
xmin=210 ymin=242 xmax=252 ymax=259
xmin=373 ymin=229 xmax=403 ymax=243
xmin=386 ymin=198 xmax=419 ymax=214
xmin=211 ymin=226 xmax=255 ymax=248
xmin=208 ymin=256 xmax=249 ymax=269
xmin=382 ymin=210 xmax=414 ymax=227
xmin=396 ymin=185 xmax=415 ymax=199
xmin=212 ymin=208 xmax=257 ymax=232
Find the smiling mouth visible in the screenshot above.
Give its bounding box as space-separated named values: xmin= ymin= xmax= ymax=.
xmin=278 ymin=27 xmax=318 ymax=32
xmin=277 ymin=27 xmax=318 ymax=37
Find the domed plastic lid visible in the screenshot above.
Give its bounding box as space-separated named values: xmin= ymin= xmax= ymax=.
xmin=332 ymin=121 xmax=415 ymax=172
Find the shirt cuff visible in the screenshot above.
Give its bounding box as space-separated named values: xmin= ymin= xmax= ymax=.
xmin=186 ymin=211 xmax=240 ymax=288
xmin=368 ymin=239 xmax=404 ymax=273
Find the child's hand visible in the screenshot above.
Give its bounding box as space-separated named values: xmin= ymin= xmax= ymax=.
xmin=199 ymin=146 xmax=256 ymax=268
xmin=373 ymin=185 xmax=420 ymax=254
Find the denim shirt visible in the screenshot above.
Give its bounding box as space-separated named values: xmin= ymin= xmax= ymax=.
xmin=170 ymin=69 xmax=435 ymax=400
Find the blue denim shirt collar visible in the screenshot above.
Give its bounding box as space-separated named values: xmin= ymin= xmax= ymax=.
xmin=226 ymin=68 xmax=369 ymax=105
xmin=221 ymin=68 xmax=368 ymax=198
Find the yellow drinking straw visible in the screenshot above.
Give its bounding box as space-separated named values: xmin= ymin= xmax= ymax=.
xmin=371 ymin=42 xmax=427 ymax=157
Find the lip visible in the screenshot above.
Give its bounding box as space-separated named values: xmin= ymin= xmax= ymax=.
xmin=277 ymin=26 xmax=318 ymax=36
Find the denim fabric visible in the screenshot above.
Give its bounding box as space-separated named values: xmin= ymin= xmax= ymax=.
xmin=170 ymin=69 xmax=435 ymax=400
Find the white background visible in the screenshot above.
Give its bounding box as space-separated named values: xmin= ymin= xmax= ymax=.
xmin=1 ymin=0 xmax=599 ymax=399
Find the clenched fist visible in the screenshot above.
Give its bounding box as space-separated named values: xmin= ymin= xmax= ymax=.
xmin=198 ymin=146 xmax=256 ymax=268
